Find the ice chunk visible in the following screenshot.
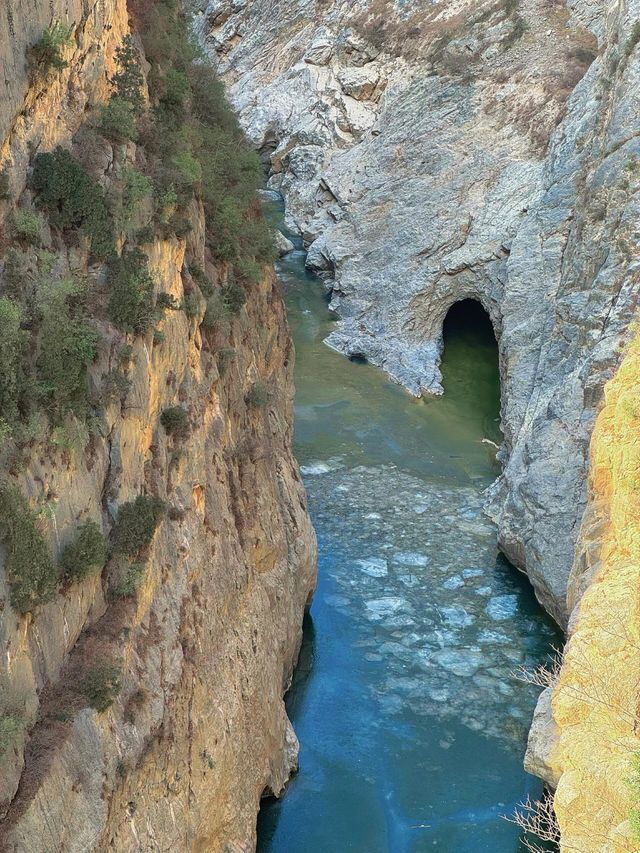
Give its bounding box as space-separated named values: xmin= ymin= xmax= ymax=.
xmin=443 ymin=575 xmax=465 ymax=590
xmin=394 ymin=551 xmax=429 ymax=567
xmin=441 ymin=605 xmax=475 ymax=628
xmin=357 ymin=557 xmax=388 ymax=577
xmin=477 ymin=629 xmax=511 ymax=645
xmin=365 ymin=597 xmax=407 ymax=618
xmin=432 ymin=648 xmax=485 ymax=677
xmin=476 ymin=586 xmax=493 ymax=597
xmin=486 ymin=595 xmax=519 ymax=621
xmin=462 ymin=568 xmax=484 ymax=579
xmin=300 ymin=462 xmax=332 ymax=475
xmin=324 ymin=593 xmax=351 ymax=608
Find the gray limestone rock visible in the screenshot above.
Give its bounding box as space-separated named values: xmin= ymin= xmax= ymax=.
xmin=194 ymin=0 xmax=640 ymax=626
xmin=524 ymin=687 xmax=561 ymax=789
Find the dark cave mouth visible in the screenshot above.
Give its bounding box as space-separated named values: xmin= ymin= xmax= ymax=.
xmin=442 ymin=299 xmax=496 ymax=346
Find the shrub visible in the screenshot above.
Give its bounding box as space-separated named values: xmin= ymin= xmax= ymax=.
xmin=203 ymin=292 xmax=230 ymax=328
xmin=182 ymin=291 xmax=200 ymax=318
xmin=60 ymin=519 xmax=107 ymax=582
xmin=156 ymin=292 xmax=179 ymax=312
xmin=153 ymin=329 xmax=165 ymax=345
xmin=160 ymin=406 xmax=189 ymax=439
xmin=36 ymin=278 xmax=99 ymax=418
xmin=246 ymin=381 xmax=271 ymax=409
xmin=625 ymin=21 xmax=640 ymax=57
xmin=221 ymin=279 xmax=246 ymax=314
xmin=30 ymin=22 xmax=74 ymax=78
xmin=154 ymin=184 xmax=178 ymax=225
xmin=0 ymin=714 xmax=24 ymax=757
xmin=217 ymin=348 xmax=236 ymax=377
xmin=50 ymin=421 xmax=88 ymax=453
xmin=111 ymin=35 xmax=145 ymax=114
xmin=189 ymin=263 xmax=214 ymax=296
xmin=135 ymin=225 xmax=155 ymax=244
xmin=31 ymin=147 xmax=114 ymax=257
xmin=158 ymin=69 xmax=191 ymax=123
xmin=0 ymin=484 xmax=58 ymax=613
xmin=0 ymin=299 xmax=27 ymax=429
xmin=80 ymin=661 xmax=122 ymax=712
xmin=235 ymin=257 xmax=262 ymax=285
xmin=121 ymin=168 xmax=153 ymax=226
xmin=112 ymin=561 xmax=146 ymax=598
xmin=99 ymin=97 xmax=138 ymax=143
xmin=0 ymin=165 xmax=10 ymax=200
xmin=112 ymin=494 xmax=165 ymax=556
xmin=12 ymin=209 xmax=44 ymax=245
xmin=131 ymin=0 xmax=273 ymax=272
xmin=108 ymin=249 xmax=156 ymax=334
xmin=171 ymin=150 xmax=202 ymax=187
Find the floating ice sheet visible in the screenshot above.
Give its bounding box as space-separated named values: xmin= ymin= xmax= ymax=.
xmin=304 ymin=464 xmax=557 ymax=743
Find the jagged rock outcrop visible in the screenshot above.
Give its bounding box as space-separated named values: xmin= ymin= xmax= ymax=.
xmin=194 ymin=0 xmax=640 ymax=625
xmin=0 ymin=3 xmax=317 ymax=851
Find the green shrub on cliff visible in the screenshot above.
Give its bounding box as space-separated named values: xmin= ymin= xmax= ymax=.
xmin=11 ymin=209 xmax=44 ymax=245
xmin=108 ymin=249 xmax=156 ymax=335
xmin=99 ymin=98 xmax=139 ymax=143
xmin=0 ymin=165 xmax=11 ymax=200
xmin=221 ymin=279 xmax=246 ymax=315
xmin=36 ymin=278 xmax=99 ymax=419
xmin=80 ymin=661 xmax=122 ymax=712
xmin=131 ymin=0 xmax=271 ymax=270
xmin=246 ymin=381 xmax=271 ymax=409
xmin=60 ymin=519 xmax=107 ymax=583
xmin=0 ymin=299 xmax=27 ymax=431
xmin=31 ymin=147 xmax=114 ymax=258
xmin=112 ymin=561 xmax=147 ymax=598
xmin=30 ymin=22 xmax=74 ymax=78
xmin=160 ymin=406 xmax=189 ymax=440
xmin=112 ymin=495 xmax=165 ymax=556
xmin=112 ymin=35 xmax=145 ymax=115
xmin=625 ymin=22 xmax=640 ymax=57
xmin=0 ymin=714 xmax=24 ymax=757
xmin=0 ymin=484 xmax=58 ymax=613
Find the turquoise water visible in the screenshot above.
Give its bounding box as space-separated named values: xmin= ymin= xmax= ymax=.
xmin=258 ymin=199 xmax=559 ymax=852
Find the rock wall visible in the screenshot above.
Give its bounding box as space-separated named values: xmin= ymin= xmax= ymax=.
xmin=526 ymin=330 xmax=640 ymax=852
xmin=193 ymin=0 xmax=640 ymax=625
xmin=0 ymin=3 xmax=317 ymax=851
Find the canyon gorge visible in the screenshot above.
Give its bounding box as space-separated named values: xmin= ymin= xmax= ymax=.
xmin=0 ymin=0 xmax=639 ymax=850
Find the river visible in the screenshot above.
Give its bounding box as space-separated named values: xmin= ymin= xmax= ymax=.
xmin=258 ymin=197 xmax=559 ymax=852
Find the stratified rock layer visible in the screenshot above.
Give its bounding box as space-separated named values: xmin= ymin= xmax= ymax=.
xmin=194 ymin=0 xmax=640 ymax=624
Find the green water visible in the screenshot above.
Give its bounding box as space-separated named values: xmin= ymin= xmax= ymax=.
xmin=258 ymin=197 xmax=559 ymax=852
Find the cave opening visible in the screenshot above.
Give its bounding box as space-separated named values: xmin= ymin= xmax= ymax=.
xmin=440 ymin=298 xmax=502 ymax=447
xmin=442 ymin=298 xmax=495 ymax=343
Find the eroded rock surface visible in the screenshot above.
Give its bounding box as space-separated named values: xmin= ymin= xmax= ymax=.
xmin=194 ymin=0 xmax=640 ymax=623
xmin=0 ymin=3 xmax=317 ymax=850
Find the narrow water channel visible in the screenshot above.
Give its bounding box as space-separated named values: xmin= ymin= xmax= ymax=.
xmin=258 ymin=198 xmax=559 ymax=852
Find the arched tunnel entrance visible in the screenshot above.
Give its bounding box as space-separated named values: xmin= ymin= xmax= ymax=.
xmin=440 ymin=299 xmax=502 ymax=447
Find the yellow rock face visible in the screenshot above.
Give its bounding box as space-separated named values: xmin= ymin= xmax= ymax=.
xmin=551 ymin=331 xmax=640 ymax=852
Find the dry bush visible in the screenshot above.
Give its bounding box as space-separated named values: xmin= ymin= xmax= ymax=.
xmin=507 ymin=793 xmax=561 ymax=853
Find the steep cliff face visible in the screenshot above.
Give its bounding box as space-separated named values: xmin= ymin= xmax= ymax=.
xmin=194 ymin=0 xmax=640 ymax=624
xmin=0 ymin=4 xmax=316 ymax=851
xmin=525 ymin=330 xmax=640 ymax=851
